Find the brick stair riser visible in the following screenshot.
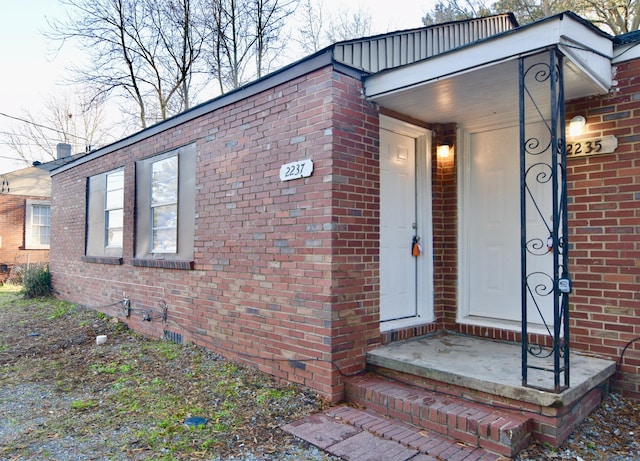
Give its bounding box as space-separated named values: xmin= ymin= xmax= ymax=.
xmin=346 ymin=376 xmax=531 ymax=457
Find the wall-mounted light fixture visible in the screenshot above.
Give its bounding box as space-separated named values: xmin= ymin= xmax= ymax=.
xmin=569 ymin=115 xmax=586 ymax=137
xmin=437 ymin=144 xmax=451 ymax=159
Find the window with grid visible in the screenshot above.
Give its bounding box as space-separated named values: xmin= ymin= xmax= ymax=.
xmin=105 ymin=170 xmax=124 ymax=248
xmin=135 ymin=144 xmax=195 ymax=262
xmin=86 ymin=168 xmax=124 ymax=258
xmin=150 ymin=156 xmax=178 ymax=253
xmin=26 ymin=201 xmax=50 ymax=249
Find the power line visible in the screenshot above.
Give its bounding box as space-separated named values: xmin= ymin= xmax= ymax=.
xmin=0 ymin=111 xmax=88 ymax=142
xmin=0 ymin=154 xmax=30 ymax=161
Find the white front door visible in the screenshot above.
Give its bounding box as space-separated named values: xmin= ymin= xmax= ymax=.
xmin=380 ymin=129 xmax=417 ymax=321
xmin=379 ymin=120 xmax=433 ymax=324
xmin=467 ymin=127 xmax=521 ymax=321
xmin=460 ymin=124 xmax=554 ymax=327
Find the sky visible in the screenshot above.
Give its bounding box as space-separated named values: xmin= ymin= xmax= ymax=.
xmin=0 ymin=0 xmax=436 ymax=174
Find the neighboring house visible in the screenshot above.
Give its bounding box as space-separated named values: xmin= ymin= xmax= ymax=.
xmin=49 ymin=12 xmax=640 ymax=453
xmin=0 ymin=145 xmax=79 ymax=283
xmin=0 ymin=165 xmax=51 ymax=282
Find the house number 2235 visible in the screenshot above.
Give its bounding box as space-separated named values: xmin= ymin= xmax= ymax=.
xmin=566 ymin=139 xmax=602 ymax=156
xmin=566 ymin=135 xmax=617 ymax=157
xmin=279 ymin=159 xmax=314 ymax=181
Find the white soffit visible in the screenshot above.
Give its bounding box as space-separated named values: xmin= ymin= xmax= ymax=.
xmin=364 ymin=14 xmax=613 ymax=104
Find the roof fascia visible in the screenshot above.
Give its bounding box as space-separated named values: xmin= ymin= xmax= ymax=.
xmin=365 ymin=12 xmax=613 ymax=99
xmin=613 ymin=40 xmax=640 ymax=63
xmin=53 ymin=49 xmax=338 ymax=176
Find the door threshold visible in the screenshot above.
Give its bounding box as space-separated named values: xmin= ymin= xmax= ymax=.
xmin=380 ymin=316 xmax=428 ymax=333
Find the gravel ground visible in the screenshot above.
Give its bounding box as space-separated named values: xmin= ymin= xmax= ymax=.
xmin=1 ymin=288 xmax=638 ymax=460
xmin=0 ymin=288 xmax=339 ymax=461
xmin=516 ymin=391 xmax=640 ymax=460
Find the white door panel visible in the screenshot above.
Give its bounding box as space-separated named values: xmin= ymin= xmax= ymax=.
xmin=468 ymin=127 xmax=521 ymax=321
xmin=380 ymin=130 xmax=417 ymax=321
xmin=464 ymin=124 xmax=554 ymax=325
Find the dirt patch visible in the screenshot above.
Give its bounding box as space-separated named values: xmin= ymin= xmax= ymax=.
xmin=0 ymin=288 xmax=337 ymax=460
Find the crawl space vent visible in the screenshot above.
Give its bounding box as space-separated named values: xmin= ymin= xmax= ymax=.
xmin=163 ymin=330 xmax=183 ymax=345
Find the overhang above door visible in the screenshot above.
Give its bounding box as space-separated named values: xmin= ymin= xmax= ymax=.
xmin=364 ymin=12 xmax=614 ymax=132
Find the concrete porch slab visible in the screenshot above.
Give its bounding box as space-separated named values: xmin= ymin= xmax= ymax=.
xmin=367 ymin=333 xmax=616 ymax=408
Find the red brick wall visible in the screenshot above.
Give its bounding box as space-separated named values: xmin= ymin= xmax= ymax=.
xmin=50 ymin=65 xmax=379 ymax=402
xmin=0 ymin=195 xmax=50 ymax=283
xmin=565 ymin=57 xmax=640 ymax=399
xmin=434 ymin=124 xmax=458 ymax=331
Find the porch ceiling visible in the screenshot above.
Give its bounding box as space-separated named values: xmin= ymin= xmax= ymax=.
xmin=365 ymin=13 xmax=613 ymax=133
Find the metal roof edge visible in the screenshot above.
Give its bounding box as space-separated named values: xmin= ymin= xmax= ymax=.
xmin=332 ymin=13 xmax=519 ymax=47
xmin=364 ymin=11 xmax=613 ymax=91
xmin=614 ymin=30 xmax=640 ymax=45
xmin=52 ymin=49 xmax=337 ymax=176
xmin=613 ymin=31 xmax=640 ymax=63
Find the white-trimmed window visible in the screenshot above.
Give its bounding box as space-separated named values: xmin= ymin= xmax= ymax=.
xmin=105 ymin=170 xmax=124 ymax=248
xmin=25 ymin=200 xmax=50 ymax=249
xmin=150 ymin=156 xmax=178 ymax=253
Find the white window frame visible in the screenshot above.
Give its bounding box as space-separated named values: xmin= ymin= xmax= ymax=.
xmin=86 ymin=167 xmax=124 ymax=259
xmin=134 ymin=143 xmax=195 ymax=262
xmin=150 ymin=155 xmax=178 ymax=254
xmin=105 ymin=170 xmax=124 ymax=248
xmin=25 ymin=199 xmax=50 ymax=249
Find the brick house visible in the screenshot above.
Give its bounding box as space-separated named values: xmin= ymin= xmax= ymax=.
xmin=0 ymin=165 xmax=52 ymax=282
xmin=0 ymin=145 xmax=79 ymax=283
xmin=49 ymin=12 xmax=640 ymax=451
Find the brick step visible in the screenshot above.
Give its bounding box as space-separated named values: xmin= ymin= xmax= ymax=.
xmin=283 ymin=407 xmax=505 ymax=461
xmin=345 ymin=373 xmax=532 ymax=457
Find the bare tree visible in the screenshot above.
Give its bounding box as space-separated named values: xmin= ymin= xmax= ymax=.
xmin=148 ymin=0 xmax=207 ymax=114
xmin=49 ymin=0 xmax=206 ymax=130
xmin=1 ymin=91 xmax=114 ymax=167
xmin=569 ymin=0 xmax=640 ymax=34
xmin=291 ymin=1 xmax=374 ymax=59
xmin=253 ymin=0 xmax=297 ymax=78
xmin=325 ymin=5 xmax=373 ymax=43
xmin=205 ymin=0 xmax=254 ymax=92
xmin=204 ymin=0 xmax=297 ymax=94
xmin=295 ymin=0 xmax=325 ymax=55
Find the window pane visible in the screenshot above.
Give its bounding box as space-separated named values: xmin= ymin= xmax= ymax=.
xmin=151 ymin=177 xmax=178 ymax=206
xmin=106 ymin=208 xmax=124 ymax=248
xmin=106 ymin=170 xmax=124 ymax=191
xmin=107 ymin=228 xmax=123 ymax=247
xmin=151 ymin=156 xmax=178 ymax=206
xmin=107 ymin=209 xmax=124 ymax=229
xmin=152 ymin=204 xmax=177 ymax=253
xmin=106 ymin=189 xmax=124 ymax=210
xmin=152 ymin=228 xmax=177 ymax=253
xmin=152 ymin=204 xmax=177 ymax=228
xmin=152 ymin=156 xmax=177 ymax=182
xmin=33 ymin=225 xmax=50 ymax=246
xmin=32 ymin=205 xmax=50 ymax=226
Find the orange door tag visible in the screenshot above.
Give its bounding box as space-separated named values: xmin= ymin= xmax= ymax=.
xmin=412 ymin=236 xmax=422 ymax=256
